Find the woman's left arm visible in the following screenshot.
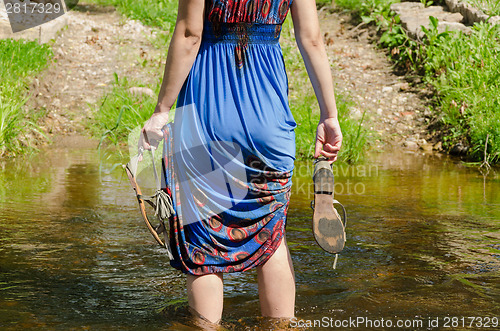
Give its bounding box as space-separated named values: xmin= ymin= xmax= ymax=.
xmin=141 ymin=0 xmax=205 ymax=150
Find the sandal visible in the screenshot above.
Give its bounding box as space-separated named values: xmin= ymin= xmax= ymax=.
xmin=124 ymin=148 xmax=175 ymax=260
xmin=311 ymin=158 xmax=347 ymax=268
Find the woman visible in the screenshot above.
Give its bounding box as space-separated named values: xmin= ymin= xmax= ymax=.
xmin=140 ymin=0 xmax=342 ymax=324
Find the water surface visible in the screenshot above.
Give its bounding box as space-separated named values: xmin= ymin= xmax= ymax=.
xmin=0 ymin=141 xmax=498 ymax=330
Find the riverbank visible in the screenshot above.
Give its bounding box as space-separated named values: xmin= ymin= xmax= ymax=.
xmin=0 ymin=39 xmax=53 ymax=157
xmin=332 ymin=0 xmax=500 ymax=165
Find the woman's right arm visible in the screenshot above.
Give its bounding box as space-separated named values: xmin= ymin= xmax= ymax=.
xmin=290 ymin=0 xmax=342 ymax=162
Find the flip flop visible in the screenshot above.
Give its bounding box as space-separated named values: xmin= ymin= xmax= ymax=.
xmin=311 ymin=158 xmax=347 ymax=267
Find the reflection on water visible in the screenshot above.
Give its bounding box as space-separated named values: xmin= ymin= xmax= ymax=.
xmin=0 ymin=142 xmax=498 ymax=330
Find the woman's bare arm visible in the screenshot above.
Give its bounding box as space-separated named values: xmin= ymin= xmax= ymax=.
xmin=156 ymin=0 xmax=206 ymax=112
xmin=290 ymin=0 xmax=342 ymax=161
xmin=140 ymin=0 xmax=205 ymax=150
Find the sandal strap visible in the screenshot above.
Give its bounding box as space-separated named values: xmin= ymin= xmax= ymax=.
xmin=333 ymin=199 xmax=347 ymax=228
xmin=333 ymin=253 xmax=339 ymax=269
xmin=313 ymin=159 xmax=332 ymax=175
xmin=315 ymin=190 xmax=333 ymax=195
xmin=331 ymin=200 xmax=347 ymax=270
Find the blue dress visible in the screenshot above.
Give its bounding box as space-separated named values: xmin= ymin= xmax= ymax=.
xmin=162 ymin=0 xmax=296 ymax=275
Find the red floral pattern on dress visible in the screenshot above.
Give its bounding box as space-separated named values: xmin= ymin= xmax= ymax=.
xmin=206 ymin=0 xmax=292 ymax=24
xmin=164 ymin=124 xmax=291 ymax=275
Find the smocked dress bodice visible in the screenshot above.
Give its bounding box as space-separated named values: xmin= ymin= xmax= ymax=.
xmin=205 ymin=0 xmax=293 ymax=24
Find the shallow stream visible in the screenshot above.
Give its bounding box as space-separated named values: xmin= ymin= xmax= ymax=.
xmin=0 ymin=140 xmax=498 ymax=330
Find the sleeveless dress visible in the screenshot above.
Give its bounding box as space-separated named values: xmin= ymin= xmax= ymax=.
xmin=162 ymin=0 xmax=296 ymax=275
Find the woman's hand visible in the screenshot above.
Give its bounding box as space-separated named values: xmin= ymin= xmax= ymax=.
xmin=314 ymin=117 xmax=343 ymax=163
xmin=138 ymin=107 xmax=170 ymax=154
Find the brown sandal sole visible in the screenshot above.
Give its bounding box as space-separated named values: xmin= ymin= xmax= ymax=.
xmin=312 ymin=160 xmax=346 ymax=254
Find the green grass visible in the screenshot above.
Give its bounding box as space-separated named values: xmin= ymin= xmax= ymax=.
xmin=317 ymin=0 xmax=334 ymax=8
xmin=334 ymin=0 xmax=399 ymax=17
xmin=89 ymin=0 xmax=369 ymax=163
xmin=387 ymin=17 xmax=500 ymax=164
xmin=92 ymin=73 xmax=160 ymax=148
xmin=0 ymin=39 xmax=53 ymax=157
xmin=417 ymin=21 xmax=500 ymax=163
xmin=281 ymin=17 xmax=369 ymax=163
xmin=82 ymin=0 xmax=178 ymax=32
xmin=334 ymin=0 xmax=500 ymax=164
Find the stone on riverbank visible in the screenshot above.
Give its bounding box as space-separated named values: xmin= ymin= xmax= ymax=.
xmin=0 ymin=0 xmax=68 ymax=43
xmin=391 ymin=2 xmax=471 ymax=40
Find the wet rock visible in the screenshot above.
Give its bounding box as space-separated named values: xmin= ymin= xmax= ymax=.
xmin=403 ymin=140 xmax=419 ymax=150
xmin=432 ymin=141 xmax=443 ymax=152
xmin=421 ymin=142 xmax=434 ymax=152
xmin=450 ymin=142 xmax=468 ymax=155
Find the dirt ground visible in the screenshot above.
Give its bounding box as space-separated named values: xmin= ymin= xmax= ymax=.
xmin=318 ymin=7 xmax=433 ymax=151
xmin=28 ymin=4 xmax=162 ymax=139
xmin=28 ymin=4 xmax=433 ymax=151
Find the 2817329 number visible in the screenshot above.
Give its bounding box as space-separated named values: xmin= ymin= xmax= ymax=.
xmin=443 ymin=317 xmax=498 ymax=328
xmin=5 ymin=2 xmax=62 ymax=15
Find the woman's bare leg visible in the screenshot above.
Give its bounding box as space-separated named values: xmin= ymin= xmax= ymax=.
xmin=186 ymin=273 xmax=224 ymax=324
xmin=257 ymin=236 xmax=296 ymax=318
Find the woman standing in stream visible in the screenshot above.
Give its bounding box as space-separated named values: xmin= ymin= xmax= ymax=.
xmin=140 ymin=0 xmax=342 ymax=324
